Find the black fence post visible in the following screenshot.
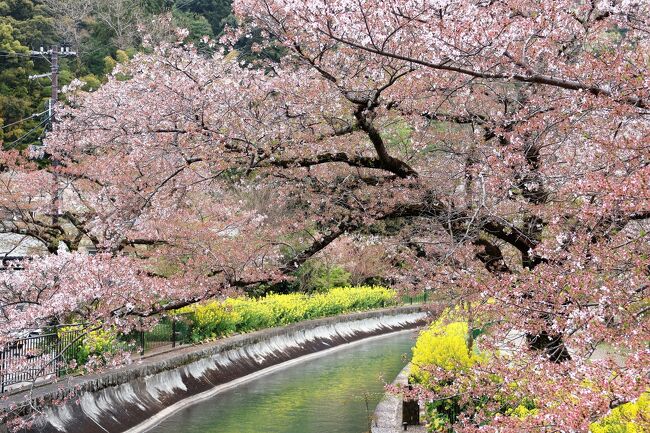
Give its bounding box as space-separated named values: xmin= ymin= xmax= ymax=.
xmin=56 ymin=328 xmax=64 ymax=378
xmin=139 ymin=320 xmax=145 ymax=356
xmin=171 ymin=317 xmax=177 ymax=348
xmin=402 ymin=385 xmax=419 ymax=426
xmin=0 ymin=348 xmax=5 ymax=394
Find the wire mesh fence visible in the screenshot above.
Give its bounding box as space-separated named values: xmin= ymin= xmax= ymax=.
xmin=401 ymin=290 xmax=430 ymax=305
xmin=120 ymin=313 xmax=193 ymax=355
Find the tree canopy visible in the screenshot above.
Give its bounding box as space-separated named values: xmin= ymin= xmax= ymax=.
xmin=0 ymin=0 xmax=55 ymax=147
xmin=0 ymin=1 xmax=648 ymax=431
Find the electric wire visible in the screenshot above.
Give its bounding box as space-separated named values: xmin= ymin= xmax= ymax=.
xmin=3 ymin=115 xmax=52 ymax=148
xmin=0 ymin=51 xmax=34 ymax=58
xmin=0 ymin=110 xmax=49 ymax=130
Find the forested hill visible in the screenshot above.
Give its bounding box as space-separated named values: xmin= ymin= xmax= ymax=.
xmin=0 ymin=0 xmax=233 ymax=148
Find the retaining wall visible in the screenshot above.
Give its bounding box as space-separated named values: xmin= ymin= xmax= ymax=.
xmin=3 ymin=306 xmax=427 ymax=433
xmin=371 ymin=364 xmax=426 ymax=433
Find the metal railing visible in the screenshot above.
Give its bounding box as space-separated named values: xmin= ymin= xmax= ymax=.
xmin=121 ymin=314 xmax=193 ymax=356
xmin=0 ymin=314 xmax=193 ymax=393
xmin=402 ymin=290 xmax=430 ymax=305
xmin=0 ymin=324 xmax=85 ymax=393
xmin=0 ymin=294 xmax=427 ymax=393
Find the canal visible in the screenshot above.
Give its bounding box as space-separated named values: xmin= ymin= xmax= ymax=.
xmin=150 ymin=330 xmax=416 ymax=433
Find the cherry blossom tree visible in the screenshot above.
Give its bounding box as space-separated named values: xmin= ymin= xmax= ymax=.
xmin=0 ymin=0 xmax=648 ymax=430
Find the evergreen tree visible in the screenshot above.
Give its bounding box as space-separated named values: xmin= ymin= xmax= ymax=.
xmin=175 ymin=0 xmax=232 ymax=35
xmin=0 ymin=1 xmax=54 ymax=148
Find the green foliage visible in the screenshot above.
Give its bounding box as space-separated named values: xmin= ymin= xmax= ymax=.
xmin=1 ymin=0 xmax=275 ymax=148
xmin=293 ymin=260 xmax=351 ymax=293
xmin=59 ymin=327 xmax=120 ymax=368
xmin=103 ymin=55 xmax=117 ymax=75
xmin=178 ymin=286 xmax=397 ymax=342
xmin=172 ymin=6 xmax=214 ymax=42
xmin=0 ymin=15 xmax=48 ymax=147
xmin=174 ymin=0 xmax=233 ymax=36
xmin=590 ymin=393 xmax=650 ymax=433
xmin=80 ymin=74 xmax=102 ymax=91
xmin=115 ymin=49 xmax=130 ymax=63
xmin=382 ymin=118 xmax=413 ymax=152
xmin=143 ymin=0 xmax=174 ymax=14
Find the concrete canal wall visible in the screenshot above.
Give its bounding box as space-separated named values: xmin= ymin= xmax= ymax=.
xmin=371 ymin=364 xmax=426 ymax=433
xmin=3 ymin=306 xmax=427 ymax=433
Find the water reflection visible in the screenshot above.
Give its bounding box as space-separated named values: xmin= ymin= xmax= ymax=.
xmin=152 ymin=331 xmax=415 ymax=433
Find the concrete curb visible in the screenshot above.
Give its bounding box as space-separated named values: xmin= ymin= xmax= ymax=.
xmin=371 ymin=363 xmax=427 ymax=433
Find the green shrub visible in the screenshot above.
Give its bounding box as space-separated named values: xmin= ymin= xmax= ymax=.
xmin=103 ymin=56 xmax=117 ymax=75
xmin=293 ymin=261 xmax=351 ymax=293
xmin=80 ymin=74 xmax=102 ymax=91
xmin=59 ymin=327 xmax=120 ymax=368
xmin=115 ymin=49 xmax=130 ymax=63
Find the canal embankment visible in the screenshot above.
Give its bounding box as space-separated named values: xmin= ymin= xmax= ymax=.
xmin=2 ymin=306 xmax=427 ymax=433
xmin=371 ymin=364 xmax=426 ymax=433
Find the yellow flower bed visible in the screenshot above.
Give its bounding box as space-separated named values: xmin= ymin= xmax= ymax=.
xmin=410 ymin=320 xmax=481 ymax=385
xmin=590 ymin=393 xmax=650 ymax=433
xmin=177 ymin=286 xmax=397 ymax=342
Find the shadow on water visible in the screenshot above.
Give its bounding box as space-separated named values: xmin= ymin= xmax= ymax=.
xmin=151 ymin=331 xmax=416 ymax=433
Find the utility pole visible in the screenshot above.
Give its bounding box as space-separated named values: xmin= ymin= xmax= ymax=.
xmin=29 ymin=46 xmax=77 ymax=124
xmin=28 ymin=45 xmax=77 ymax=220
xmin=50 ymin=45 xmax=59 ymax=122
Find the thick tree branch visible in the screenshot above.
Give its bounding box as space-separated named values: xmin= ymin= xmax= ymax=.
xmin=321 ymin=31 xmax=648 ymax=109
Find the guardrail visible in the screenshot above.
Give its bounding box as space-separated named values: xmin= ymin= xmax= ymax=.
xmin=0 ymin=314 xmax=193 ymax=393
xmin=0 ymin=324 xmax=85 ymax=393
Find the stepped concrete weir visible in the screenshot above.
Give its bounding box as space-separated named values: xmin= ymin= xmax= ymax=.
xmin=2 ymin=306 xmax=427 ymax=433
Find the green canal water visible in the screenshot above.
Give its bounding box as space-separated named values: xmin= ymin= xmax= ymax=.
xmin=151 ymin=330 xmax=416 ymax=433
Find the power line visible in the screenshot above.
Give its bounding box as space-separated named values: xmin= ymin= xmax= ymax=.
xmin=1 ymin=45 xmax=77 ymax=148
xmin=0 ymin=110 xmax=49 ymax=131
xmin=3 ymin=115 xmax=52 ymax=149
xmin=0 ymin=48 xmax=76 ymax=58
xmin=0 ymin=51 xmax=34 ymax=58
xmin=34 ymin=45 xmax=77 ymax=123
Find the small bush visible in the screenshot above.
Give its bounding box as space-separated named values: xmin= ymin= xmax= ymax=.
xmin=59 ymin=327 xmax=119 ymax=368
xmin=293 ymin=261 xmax=351 ymax=293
